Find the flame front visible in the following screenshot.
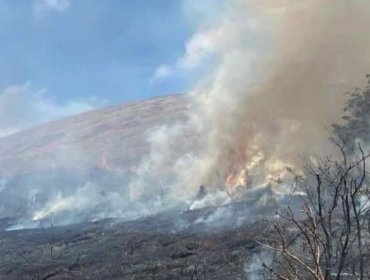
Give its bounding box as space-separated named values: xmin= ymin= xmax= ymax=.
xmin=222 ymin=148 xmax=302 ymax=196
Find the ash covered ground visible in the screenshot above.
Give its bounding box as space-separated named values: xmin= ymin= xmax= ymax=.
xmin=1 ymin=0 xmax=370 ymax=279
xmin=0 ymin=193 xmax=296 ymax=280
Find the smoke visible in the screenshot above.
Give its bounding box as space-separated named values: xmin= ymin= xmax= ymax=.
xmin=132 ymin=0 xmax=370 ymax=204
xmin=6 ymin=0 xmax=370 ymax=227
xmin=190 ymin=0 xmax=370 ymax=187
xmin=244 ymin=250 xmax=274 ymax=280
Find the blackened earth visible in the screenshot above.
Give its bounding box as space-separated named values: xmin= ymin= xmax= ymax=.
xmin=0 ymin=201 xmax=279 ymax=280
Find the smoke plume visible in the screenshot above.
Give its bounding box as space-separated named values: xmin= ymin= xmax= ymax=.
xmin=132 ymin=0 xmax=370 ymax=202
xmin=12 ymin=0 xmax=370 ymax=226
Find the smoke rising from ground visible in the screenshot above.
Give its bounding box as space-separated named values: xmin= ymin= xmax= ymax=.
xmin=132 ymin=0 xmax=370 ymax=202
xmin=6 ymin=0 xmax=370 ymax=226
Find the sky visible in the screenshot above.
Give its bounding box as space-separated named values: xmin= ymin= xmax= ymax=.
xmin=0 ymin=0 xmax=221 ymax=137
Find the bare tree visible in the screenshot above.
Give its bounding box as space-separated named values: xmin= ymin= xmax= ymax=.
xmin=257 ymin=137 xmax=370 ymax=280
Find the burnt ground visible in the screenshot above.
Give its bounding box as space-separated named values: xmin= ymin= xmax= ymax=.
xmin=0 ymin=202 xmax=276 ymax=280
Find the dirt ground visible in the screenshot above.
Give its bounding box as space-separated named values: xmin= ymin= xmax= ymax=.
xmin=0 ymin=204 xmax=275 ymax=280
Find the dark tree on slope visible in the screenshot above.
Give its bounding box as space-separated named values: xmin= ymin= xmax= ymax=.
xmin=333 ymin=75 xmax=370 ymax=145
xmin=258 ymin=138 xmax=370 ymax=280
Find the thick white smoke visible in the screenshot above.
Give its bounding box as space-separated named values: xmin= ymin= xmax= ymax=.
xmin=130 ymin=0 xmax=370 ymax=205
xmin=22 ymin=0 xmax=370 ymax=225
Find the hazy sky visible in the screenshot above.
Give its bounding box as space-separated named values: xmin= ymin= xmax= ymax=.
xmin=0 ymin=0 xmax=225 ymax=136
xmin=0 ymin=0 xmax=194 ymax=101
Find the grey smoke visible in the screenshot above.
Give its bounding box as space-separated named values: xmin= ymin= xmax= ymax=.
xmin=6 ymin=0 xmax=370 ymax=226
xmin=133 ymin=0 xmax=370 ymax=203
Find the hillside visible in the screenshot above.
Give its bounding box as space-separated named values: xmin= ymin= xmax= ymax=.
xmin=0 ymin=94 xmax=190 ymax=221
xmin=0 ymin=94 xmax=188 ymax=176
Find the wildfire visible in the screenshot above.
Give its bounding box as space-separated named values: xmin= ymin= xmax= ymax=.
xmin=224 ymin=150 xmax=264 ymax=191
xmin=225 ymin=169 xmax=248 ymax=190
xmin=223 ymin=150 xmax=302 ymax=196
